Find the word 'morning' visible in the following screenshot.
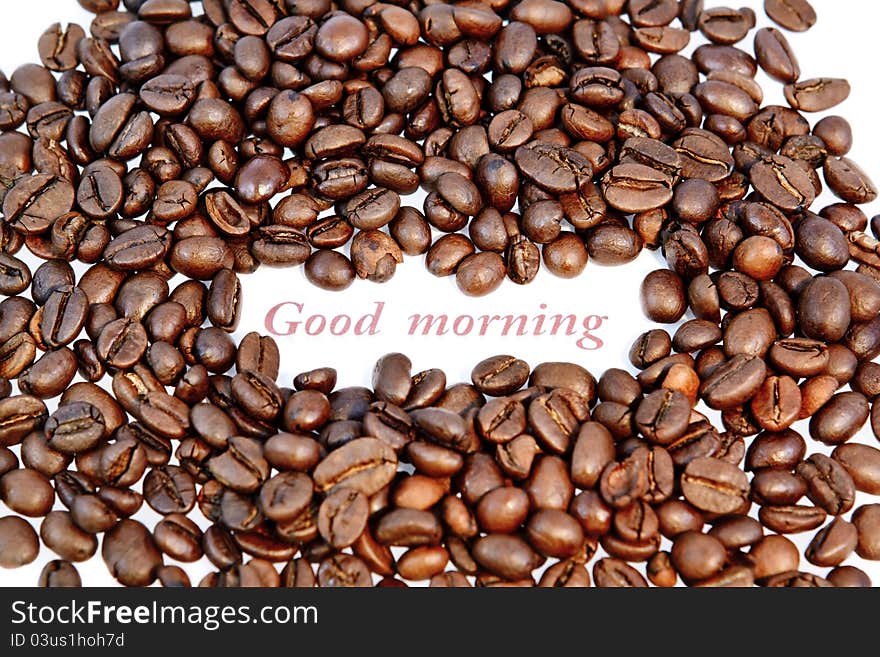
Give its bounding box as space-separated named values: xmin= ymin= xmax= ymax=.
xmin=407 ymin=307 xmax=608 ymax=350
xmin=264 ymin=302 xmax=608 ymax=350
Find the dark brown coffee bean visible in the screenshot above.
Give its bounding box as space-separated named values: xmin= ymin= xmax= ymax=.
xmin=143 ymin=465 xmax=196 ymax=515
xmin=44 ymin=401 xmax=105 ymax=454
xmin=257 ymin=471 xmax=312 ymax=524
xmin=0 ymin=255 xmax=31 ymax=296
xmin=634 ymin=389 xmax=691 ymax=446
xmin=96 ymin=318 xmax=148 ymax=369
xmin=38 ymin=560 xmax=82 ymax=587
xmin=207 ymin=435 xmax=268 ymax=494
xmin=700 ymin=354 xmax=767 ymax=410
xmin=593 ymin=558 xmax=648 ymax=587
xmin=750 ymin=376 xmax=801 ymax=432
xmin=809 ymin=392 xmax=869 ymax=446
xmin=317 ymin=487 xmax=368 ymax=549
xmin=824 ymin=156 xmax=878 ymax=205
xmin=785 ymin=78 xmax=850 ymax=113
xmin=853 ymin=504 xmax=880 ymax=560
xmin=641 ymin=269 xmax=686 ymax=324
xmin=754 ymin=28 xmax=800 ymax=83
xmin=3 ymin=174 xmax=74 ymax=234
xmin=768 ymin=339 xmax=829 ymax=378
xmin=153 ymin=513 xmax=202 ymax=563
xmin=805 ymin=517 xmax=858 ymax=567
xmin=515 ymin=142 xmax=592 ymax=194
xmin=765 ymin=0 xmax=816 ymax=32
xmin=681 ymin=457 xmax=750 ymax=515
xmin=313 ymin=437 xmax=396 ymax=497
xmin=797 ymin=453 xmax=855 ymax=516
xmin=101 ymin=519 xmax=162 ymax=586
xmin=472 ymin=534 xmax=542 ymax=581
xmin=832 ymin=444 xmax=880 ymax=495
xmin=671 ymin=531 xmax=726 ymax=583
xmin=456 ymin=252 xmax=506 ymax=297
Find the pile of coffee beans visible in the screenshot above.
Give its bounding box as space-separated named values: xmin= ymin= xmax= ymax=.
xmin=2 ymin=347 xmax=880 ymax=587
xmin=0 ymin=0 xmax=879 ymax=586
xmin=0 ymin=0 xmax=873 ymax=297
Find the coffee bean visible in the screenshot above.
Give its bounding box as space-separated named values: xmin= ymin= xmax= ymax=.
xmin=515 ymin=142 xmax=592 ymax=194
xmin=593 ymin=558 xmax=647 ymax=587
xmin=101 ymin=518 xmax=162 ymax=586
xmin=38 ymin=560 xmax=81 ymax=587
xmin=824 ymin=156 xmax=878 ymax=204
xmin=0 ymin=255 xmax=31 ymax=296
xmin=853 ymin=504 xmax=880 ymax=560
xmin=143 ymin=465 xmax=196 ymax=515
xmin=749 ymin=534 xmax=800 ymax=581
xmin=456 ymin=252 xmax=505 ymax=297
xmin=44 ymin=402 xmax=105 ymax=454
xmin=635 ymin=389 xmax=692 ymax=446
xmin=765 ymin=0 xmax=816 ymax=32
xmin=832 ymin=444 xmax=880 ymax=495
xmin=0 ymin=516 xmax=40 ymax=568
xmin=96 ymin=318 xmax=148 ymax=369
xmin=473 ymin=534 xmax=542 ymax=581
xmin=681 ymin=457 xmax=750 ymax=515
xmin=806 ymin=517 xmax=858 ymax=567
xmin=700 ymin=354 xmax=767 ymax=410
xmin=317 ymin=487 xmax=368 ymax=549
xmin=827 ymin=565 xmax=871 ymax=588
xmin=785 ymin=78 xmax=850 ymax=113
xmin=641 ymin=270 xmax=686 ymax=323
xmin=3 ymin=174 xmax=74 ymax=234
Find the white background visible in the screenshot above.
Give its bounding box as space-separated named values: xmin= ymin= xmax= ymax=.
xmin=2 ymin=0 xmax=880 ymax=586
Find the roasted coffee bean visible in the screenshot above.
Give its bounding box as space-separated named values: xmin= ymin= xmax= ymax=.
xmin=456 ymin=252 xmax=506 ymax=297
xmin=805 ymin=517 xmax=858 ymax=567
xmin=824 ymin=157 xmax=878 ymax=205
xmin=797 ymin=454 xmax=855 ymax=516
xmin=634 ymin=389 xmax=691 ymax=446
xmin=96 ymin=318 xmax=148 ymax=369
xmin=832 ymin=444 xmax=880 ymax=495
xmin=473 ymin=534 xmax=542 ymax=581
xmin=515 ymin=142 xmax=592 ymax=194
xmin=0 ymin=468 xmax=54 ymax=517
xmin=0 ymin=254 xmax=31 ymax=295
xmin=749 ymin=533 xmax=801 ymax=581
xmin=206 ymin=436 xmax=268 ymax=494
xmin=101 ymin=519 xmax=162 ymax=586
xmin=143 ymin=465 xmax=196 ymax=515
xmin=39 ymin=510 xmax=97 ymax=562
xmin=44 ymin=402 xmax=105 ymax=454
xmin=313 ymin=438 xmax=396 ymax=496
xmin=765 ymin=0 xmax=816 ymax=32
xmin=754 ymin=28 xmax=800 ymax=83
xmin=0 ymin=516 xmax=40 ymax=568
xmin=853 ymin=504 xmax=880 ymax=560
xmin=641 ymin=270 xmax=686 ymax=324
xmin=259 ymin=471 xmax=313 ymax=523
xmin=153 ymin=514 xmax=202 ymax=563
xmin=750 ymin=376 xmax=801 ymax=432
xmin=317 ymin=487 xmax=368 ymax=549
xmin=681 ymin=457 xmax=750 ymax=515
xmin=700 ymin=355 xmax=766 ymax=411
xmin=810 ymin=392 xmax=869 ymax=446
xmin=593 ymin=558 xmax=648 ymax=587
xmin=4 ymin=174 xmax=74 ymax=234
xmin=38 ymin=560 xmax=82 ymax=587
